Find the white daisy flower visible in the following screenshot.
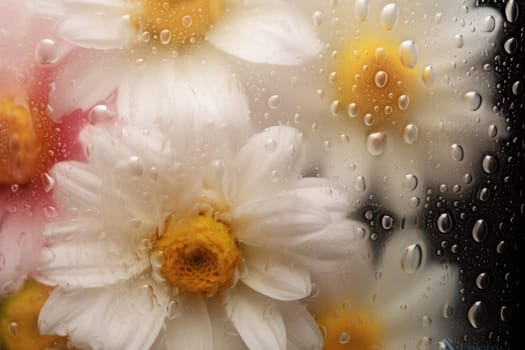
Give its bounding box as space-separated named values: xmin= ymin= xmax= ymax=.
xmin=310 ymin=229 xmax=458 ymax=350
xmin=247 ymin=0 xmax=505 ymax=215
xmin=25 ymin=0 xmax=322 ymax=124
xmin=34 ymin=121 xmax=366 ymax=350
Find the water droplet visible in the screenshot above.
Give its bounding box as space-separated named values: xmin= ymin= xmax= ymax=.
xmin=160 ymin=29 xmax=172 ymax=45
xmin=419 ymin=336 xmax=432 ymax=349
xmin=476 ymin=272 xmax=490 ymax=289
xmin=480 ymin=15 xmax=496 ymax=32
xmin=397 ymin=94 xmax=410 ymax=110
xmin=478 ymin=187 xmax=490 ymax=202
xmin=381 ymin=215 xmax=393 ymax=230
xmin=374 ymin=71 xmax=388 ymax=88
xmin=347 ymin=102 xmax=358 ymax=118
xmin=401 ymin=243 xmax=423 ymax=274
xmin=312 ymin=11 xmax=323 ymax=26
xmin=330 ymin=100 xmax=341 ymax=116
xmin=443 ymin=303 xmax=453 ymax=319
xmin=437 ymin=213 xmax=453 ymax=233
xmin=472 ymin=219 xmax=488 ymax=243
xmin=454 ymin=34 xmax=464 ymax=48
xmin=463 ymin=91 xmax=482 ymax=111
xmin=264 ymin=139 xmax=277 ymax=153
xmin=421 ymin=65 xmax=435 ymax=87
xmin=127 ymin=156 xmax=144 ymax=177
xmin=89 ymin=104 xmax=114 ymax=123
xmin=7 ymin=322 xmax=18 ymax=337
xmin=399 ymin=40 xmax=419 ymax=69
xmin=482 ymin=155 xmax=497 ymax=174
xmin=488 ymin=124 xmax=498 ymax=138
xmin=268 ymin=95 xmax=281 ymax=109
xmin=403 ymin=124 xmax=419 ymax=144
xmin=421 ymin=316 xmax=432 ymax=328
xmin=41 ymin=172 xmax=56 ymax=192
xmin=402 ymin=174 xmax=418 ymax=192
xmin=366 ymin=132 xmax=386 ymax=156
xmin=504 ymin=37 xmax=518 ymax=54
xmin=505 ymin=0 xmax=519 ymax=23
xmin=338 ymin=332 xmax=351 ymax=344
xmin=500 ymin=306 xmax=511 ymax=322
xmin=354 ymin=176 xmax=366 ymax=192
xmin=449 ymin=144 xmax=464 ymax=161
xmin=354 ymin=0 xmax=369 ymax=21
xmin=181 ymin=15 xmax=193 ymax=28
xmin=35 ymin=38 xmax=59 ymax=64
xmin=512 ymin=80 xmax=522 ymax=95
xmin=496 ymin=240 xmax=507 ymax=254
xmin=380 ymin=3 xmax=399 ymax=30
xmin=468 ymin=301 xmax=488 ymax=329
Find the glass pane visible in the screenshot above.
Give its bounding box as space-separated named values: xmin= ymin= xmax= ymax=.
xmin=0 ymin=0 xmax=520 ymax=349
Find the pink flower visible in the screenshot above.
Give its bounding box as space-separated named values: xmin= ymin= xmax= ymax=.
xmin=0 ymin=0 xmax=85 ymax=296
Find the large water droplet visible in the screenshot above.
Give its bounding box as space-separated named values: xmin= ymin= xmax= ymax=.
xmin=347 ymin=102 xmax=358 ymax=118
xmin=505 ymin=0 xmax=519 ymax=23
xmin=381 ymin=215 xmax=393 ymax=230
xmin=437 ymin=213 xmax=453 ymax=233
xmin=468 ymin=301 xmax=488 ymax=329
xmin=366 ymin=132 xmax=386 ymax=156
xmin=463 ymin=91 xmax=482 ymax=111
xmin=354 ymin=0 xmax=369 ymax=21
xmin=380 ymin=3 xmax=399 ymax=30
xmin=401 ymin=243 xmax=423 ymax=274
xmin=268 ymin=95 xmax=281 ymax=109
xmin=472 ymin=219 xmax=488 ymax=243
xmin=397 ymin=94 xmax=410 ymax=110
xmin=399 ymin=41 xmax=419 ymax=69
xmin=449 ymin=144 xmax=464 ymax=161
xmin=482 ymin=155 xmax=498 ymax=174
xmin=403 ymin=124 xmax=419 ymax=144
xmin=159 ymin=29 xmax=172 ymax=45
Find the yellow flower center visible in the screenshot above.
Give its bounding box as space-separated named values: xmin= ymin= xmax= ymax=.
xmin=316 ymin=300 xmax=385 ymax=350
xmin=0 ymin=280 xmax=75 ymax=350
xmin=336 ymin=38 xmax=421 ymax=131
xmin=131 ymin=0 xmax=224 ymax=48
xmin=153 ymin=212 xmax=242 ymax=295
xmin=0 ymin=97 xmax=45 ymax=185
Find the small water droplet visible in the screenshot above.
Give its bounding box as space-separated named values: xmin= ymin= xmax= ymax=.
xmin=478 ymin=187 xmax=490 ymax=202
xmin=449 ymin=144 xmax=464 ymax=161
xmin=330 ymin=100 xmax=341 ymax=116
xmin=397 ymin=94 xmax=410 ymax=110
xmin=476 ymin=272 xmax=490 ymax=289
xmin=338 ymin=332 xmax=351 ymax=344
xmin=468 ymin=301 xmax=488 ymax=329
xmin=421 ymin=316 xmax=432 ymax=328
xmin=374 ymin=70 xmax=388 ymax=88
xmin=504 ymin=37 xmax=518 ymax=54
xmin=482 ymin=155 xmax=497 ymax=174
xmin=354 ymin=0 xmax=369 ymax=21
xmin=401 ymin=243 xmax=423 ymax=274
xmin=443 ymin=304 xmax=453 ymax=319
xmin=354 ymin=176 xmax=366 ymax=192
xmin=312 ymin=11 xmax=323 ymax=26
xmin=7 ymin=322 xmax=18 ymax=337
xmin=480 ymin=15 xmax=496 ymax=32
xmin=127 ymin=156 xmax=144 ymax=177
xmin=403 ymin=124 xmax=419 ymax=144
xmin=380 ymin=3 xmax=399 ymax=30
xmin=454 ymin=34 xmax=464 ymax=48
xmin=181 ymin=15 xmax=193 ymax=28
xmin=399 ymin=40 xmax=419 ymax=69
xmin=437 ymin=213 xmax=453 ymax=233
xmin=381 ymin=215 xmax=393 ymax=230
xmin=488 ymin=124 xmax=498 ymax=138
xmin=500 ymin=306 xmax=511 ymax=322
xmin=463 ymin=91 xmax=482 ymax=111
xmin=402 ymin=174 xmax=418 ymax=192
xmin=472 ymin=219 xmax=488 ymax=243
xmin=347 ymin=102 xmax=358 ymax=118
xmin=159 ymin=29 xmax=172 ymax=45
xmin=268 ymin=95 xmax=281 ymax=109
xmin=366 ymin=132 xmax=386 ymax=156
xmin=511 ymin=81 xmax=522 ymax=95
xmin=422 ymin=65 xmax=435 ymax=87
xmin=35 ymin=38 xmax=59 ymax=64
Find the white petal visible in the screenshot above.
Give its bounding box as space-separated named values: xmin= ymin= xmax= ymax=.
xmin=232 ymin=191 xmax=330 ymax=247
xmin=241 ymin=246 xmax=311 ymax=300
xmin=154 ymin=295 xmax=213 ymax=350
xmin=25 ymin=0 xmax=66 ymax=16
xmin=290 ymin=178 xmax=349 ymax=220
xmin=35 ymin=218 xmax=147 ymax=289
xmin=49 ymin=50 xmax=128 ymax=117
xmin=279 ymin=301 xmax=323 ymax=350
xmin=39 ymin=280 xmax=169 ymax=350
xmin=232 ymin=126 xmax=305 ymax=203
xmin=117 ymin=53 xmax=251 ymax=140
xmin=208 ymin=1 xmax=321 ymax=65
xmin=225 ymin=286 xmax=286 ymax=350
